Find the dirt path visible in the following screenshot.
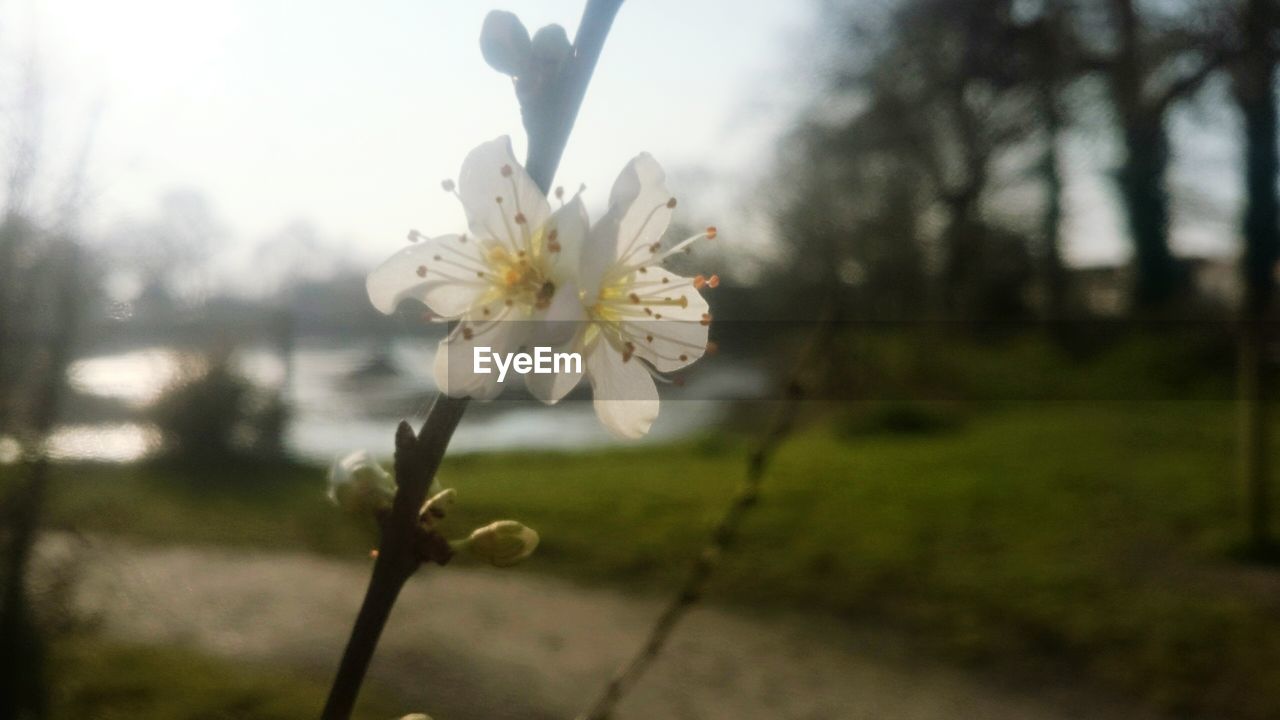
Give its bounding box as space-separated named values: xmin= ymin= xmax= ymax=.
xmin=60 ymin=536 xmax=1159 ymax=720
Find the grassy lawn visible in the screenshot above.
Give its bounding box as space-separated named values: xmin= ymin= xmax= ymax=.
xmin=49 ymin=637 xmax=402 ymax=720
xmin=14 ymin=400 xmax=1280 ymax=719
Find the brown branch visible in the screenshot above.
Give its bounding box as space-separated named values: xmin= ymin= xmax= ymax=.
xmin=319 ymin=3 xmax=624 ymax=718
xmin=577 ymin=307 xmax=839 ymax=720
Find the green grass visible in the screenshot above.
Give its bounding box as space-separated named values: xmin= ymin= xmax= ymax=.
xmin=14 ymin=401 xmax=1280 ymax=719
xmin=49 ymin=637 xmax=402 ymax=720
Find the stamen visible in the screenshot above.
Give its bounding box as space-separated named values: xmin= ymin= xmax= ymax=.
xmin=700 ymin=313 xmax=712 ymax=326
xmin=666 ymin=197 xmax=677 ymax=209
xmin=408 ymin=229 xmax=423 ymax=242
xmin=441 ymin=179 xmax=456 ymax=193
xmin=416 ymin=265 xmax=428 ymax=278
xmin=706 ymin=226 xmax=718 ymax=239
xmin=500 ymin=164 xmax=513 ymax=178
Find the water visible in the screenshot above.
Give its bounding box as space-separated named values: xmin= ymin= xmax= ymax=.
xmin=46 ymin=338 xmax=763 ymax=463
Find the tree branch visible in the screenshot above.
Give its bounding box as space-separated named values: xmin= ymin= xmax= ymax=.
xmin=319 ymin=3 xmax=624 ymax=718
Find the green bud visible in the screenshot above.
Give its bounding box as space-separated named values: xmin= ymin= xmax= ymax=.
xmin=327 ymin=450 xmax=396 ymax=516
xmin=462 ymin=520 xmax=539 ymax=568
xmin=480 ymin=10 xmax=531 ymax=76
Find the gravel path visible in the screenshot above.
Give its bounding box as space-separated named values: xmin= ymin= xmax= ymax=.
xmin=60 ymin=536 xmax=1160 ymax=720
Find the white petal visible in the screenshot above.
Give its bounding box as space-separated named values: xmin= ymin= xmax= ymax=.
xmin=523 ymin=332 xmax=585 ymax=404
xmin=433 ymin=315 xmax=531 ymax=401
xmin=586 ymin=338 xmax=659 ymax=439
xmin=544 ymin=196 xmax=589 ymax=283
xmin=458 ymin=137 xmax=550 ymax=251
xmin=580 ymin=153 xmax=674 ymax=300
xmin=623 ymin=267 xmax=710 ymax=372
xmin=366 ymin=234 xmax=486 ymax=317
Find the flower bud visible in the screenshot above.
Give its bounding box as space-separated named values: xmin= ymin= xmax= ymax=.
xmin=462 ymin=520 xmax=539 ymax=567
xmin=327 ymin=450 xmax=396 ymax=515
xmin=480 ymin=10 xmax=531 ymax=76
xmin=530 ymin=24 xmax=572 ymax=68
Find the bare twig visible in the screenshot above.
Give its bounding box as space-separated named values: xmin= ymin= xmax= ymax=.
xmin=319 ymin=3 xmax=624 ymax=718
xmin=577 ymin=309 xmax=840 ymax=720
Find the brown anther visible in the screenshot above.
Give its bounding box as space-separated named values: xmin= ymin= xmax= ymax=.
xmin=514 ymin=212 xmax=527 ymax=225
xmin=442 ymin=179 xmax=456 ymax=192
xmin=476 ymin=271 xmax=486 ymax=278
xmin=666 ymin=197 xmax=677 ymax=209
xmin=416 ymin=265 xmax=428 ymax=278
xmin=622 ymin=347 xmax=634 ymax=362
xmin=644 ymin=308 xmax=653 ymax=316
xmin=625 ymin=341 xmax=636 ymax=352
xmin=407 ymin=229 xmax=421 ymax=242
xmin=706 ymin=226 xmax=718 ymax=239
xmin=459 ymin=234 xmax=468 ymax=243
xmin=706 ymin=340 xmax=719 ymax=355
xmin=639 ymin=267 xmax=648 ymax=273
xmin=462 ymin=327 xmax=474 ymax=340
xmin=555 ymin=186 xmax=564 ymax=199
xmin=708 ymin=275 xmax=720 ymax=288
xmin=679 ymin=354 xmax=689 ymax=361
xmin=517 ymin=250 xmax=526 ymax=258
xmin=370 ymin=549 xmax=380 ymax=559
xmin=700 ymin=313 xmax=712 ymax=326
xmin=694 ymin=274 xmax=706 ymax=289
xmin=505 ymin=299 xmax=514 ymax=306
xmin=495 ymin=196 xmax=504 ymax=204
xmin=679 ymin=296 xmax=689 ymax=308
xmin=629 ymin=293 xmax=641 ymax=304
xmin=661 ymin=276 xmax=670 ymax=284
xmin=482 ymin=307 xmax=491 ymax=316
xmin=548 ymin=241 xmax=562 ymax=252
xmin=500 ymin=164 xmax=513 ymax=177
xmin=674 ymin=376 xmax=687 ymax=388
xmin=646 ymin=334 xmax=654 ymax=343
xmin=654 ymin=313 xmax=663 ymax=319
xmin=433 ymin=254 xmax=442 ymax=261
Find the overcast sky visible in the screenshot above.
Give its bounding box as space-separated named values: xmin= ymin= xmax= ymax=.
xmin=4 ymin=0 xmax=1247 ymax=294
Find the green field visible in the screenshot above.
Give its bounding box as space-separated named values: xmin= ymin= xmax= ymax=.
xmin=17 ymin=400 xmax=1280 ymax=719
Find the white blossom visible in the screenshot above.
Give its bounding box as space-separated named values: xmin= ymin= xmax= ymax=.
xmin=366 ymin=136 xmax=587 ymax=401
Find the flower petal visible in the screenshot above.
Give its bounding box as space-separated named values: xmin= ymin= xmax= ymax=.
xmin=580 ymin=153 xmax=674 ymax=300
xmin=433 ymin=314 xmax=531 ymax=400
xmin=586 ymin=337 xmax=659 ymax=439
xmin=458 ymin=137 xmax=550 ymax=252
xmin=366 ymin=234 xmax=486 ymax=317
xmin=622 ymin=267 xmax=710 ymax=372
xmin=544 ymin=195 xmax=588 ymax=283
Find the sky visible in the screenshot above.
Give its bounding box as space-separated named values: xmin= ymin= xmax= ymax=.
xmin=8 ymin=0 xmax=810 ymax=292
xmin=2 ymin=0 xmax=1248 ymax=296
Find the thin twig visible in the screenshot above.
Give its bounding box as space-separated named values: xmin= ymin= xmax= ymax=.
xmin=577 ymin=310 xmax=839 ymax=720
xmin=319 ymin=3 xmax=624 ymax=718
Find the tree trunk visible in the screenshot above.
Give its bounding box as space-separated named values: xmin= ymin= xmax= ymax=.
xmin=1119 ymin=115 xmax=1180 ymax=309
xmin=1234 ymin=0 xmax=1278 ymax=554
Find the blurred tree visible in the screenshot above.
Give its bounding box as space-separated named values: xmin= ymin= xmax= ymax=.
xmin=1082 ymin=0 xmax=1225 ymax=310
xmin=1229 ymin=0 xmax=1278 ymax=554
xmin=781 ymin=0 xmax=1042 ymax=323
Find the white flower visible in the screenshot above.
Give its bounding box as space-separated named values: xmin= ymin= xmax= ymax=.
xmin=574 ymin=154 xmax=717 ymax=438
xmin=366 ymin=136 xmax=588 ymax=401
xmin=462 ymin=520 xmax=540 ymax=567
xmin=327 ymin=450 xmax=396 ymax=515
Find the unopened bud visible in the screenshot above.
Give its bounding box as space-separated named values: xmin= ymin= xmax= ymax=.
xmin=327 ymin=450 xmax=396 ymax=515
xmin=460 ymin=520 xmax=539 ymax=567
xmin=480 ymin=10 xmax=532 ymax=76
xmin=530 ymin=24 xmax=572 ymax=68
